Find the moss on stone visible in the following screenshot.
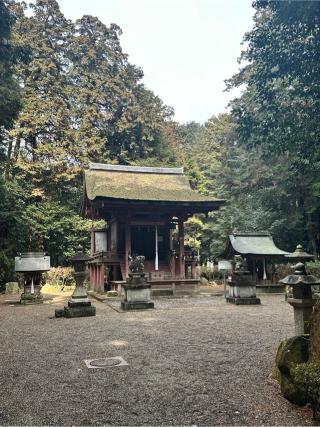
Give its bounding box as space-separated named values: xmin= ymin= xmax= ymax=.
xmin=275 ymin=335 xmax=310 ymax=405
xmin=273 ymin=338 xmax=288 ymax=383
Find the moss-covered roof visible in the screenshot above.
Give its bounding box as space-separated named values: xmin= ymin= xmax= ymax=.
xmin=84 ymin=163 xmax=223 ymax=204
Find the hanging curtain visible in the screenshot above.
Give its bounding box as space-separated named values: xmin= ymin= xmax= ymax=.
xmin=263 ymin=257 xmax=267 ymax=280
xmin=155 ymin=225 xmax=159 ymax=271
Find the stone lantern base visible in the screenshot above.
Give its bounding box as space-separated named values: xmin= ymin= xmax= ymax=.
xmin=21 ymin=293 xmax=43 ymax=305
xmin=55 ymin=282 xmax=96 ymax=318
xmin=227 ymin=271 xmax=261 ymax=305
xmin=55 ymin=302 xmax=96 ymax=318
xmin=121 ymin=272 xmax=154 ymax=310
xmin=227 ymin=296 xmax=261 ymax=305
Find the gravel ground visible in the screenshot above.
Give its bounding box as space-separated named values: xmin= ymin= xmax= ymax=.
xmin=0 ymin=293 xmax=315 ymax=426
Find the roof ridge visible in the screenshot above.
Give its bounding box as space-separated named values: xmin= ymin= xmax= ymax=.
xmin=232 ymin=231 xmax=272 ymax=237
xmin=89 ymin=162 xmax=184 ymax=175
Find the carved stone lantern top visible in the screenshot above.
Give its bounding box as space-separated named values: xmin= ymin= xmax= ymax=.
xmin=280 ymin=262 xmax=320 ymax=302
xmin=280 ymin=262 xmax=320 ymax=286
xmin=69 ymin=252 xmax=92 ymax=272
xmin=285 ymin=244 xmax=314 ymax=262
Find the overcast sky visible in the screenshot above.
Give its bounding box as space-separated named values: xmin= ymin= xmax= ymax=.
xmin=57 ymin=0 xmax=254 ymax=124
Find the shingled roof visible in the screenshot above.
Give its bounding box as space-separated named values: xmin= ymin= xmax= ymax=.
xmin=84 ymin=163 xmax=224 ymax=205
xmin=224 ymin=232 xmax=288 ymax=257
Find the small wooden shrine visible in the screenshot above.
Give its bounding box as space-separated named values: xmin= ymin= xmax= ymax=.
xmin=82 ymin=163 xmax=224 ymax=294
xmin=222 ymin=232 xmax=288 ymax=285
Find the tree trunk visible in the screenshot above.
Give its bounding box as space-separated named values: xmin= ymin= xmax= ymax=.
xmin=5 ymin=134 xmax=13 ymax=178
xmin=13 ymin=132 xmax=21 ymax=161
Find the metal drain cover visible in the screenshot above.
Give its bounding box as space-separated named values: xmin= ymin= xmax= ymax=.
xmin=84 ymin=356 xmax=128 ymax=369
xmin=90 ymin=358 xmax=121 ymax=367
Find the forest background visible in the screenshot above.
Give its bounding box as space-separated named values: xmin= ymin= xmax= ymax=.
xmin=0 ymin=0 xmax=319 ymax=287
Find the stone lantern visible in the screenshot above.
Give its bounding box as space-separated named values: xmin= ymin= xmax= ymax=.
xmin=280 ymin=262 xmax=320 ymax=335
xmin=55 ymin=252 xmax=96 ymax=318
xmin=15 ymin=252 xmax=50 ymax=304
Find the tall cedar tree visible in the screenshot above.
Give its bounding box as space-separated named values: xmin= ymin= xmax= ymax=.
xmin=0 ymin=0 xmax=175 ymax=286
xmin=226 ymin=0 xmax=320 ymax=256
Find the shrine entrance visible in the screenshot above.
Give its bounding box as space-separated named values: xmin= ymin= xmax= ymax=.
xmin=131 ymin=225 xmax=165 ymax=263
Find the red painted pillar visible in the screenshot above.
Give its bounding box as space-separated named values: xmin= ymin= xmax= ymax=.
xmin=125 ymin=218 xmax=131 ymax=280
xmin=94 ymin=265 xmax=98 ymax=291
xmin=178 ymin=219 xmax=185 ymax=279
xmin=100 ymin=264 xmax=105 ymax=292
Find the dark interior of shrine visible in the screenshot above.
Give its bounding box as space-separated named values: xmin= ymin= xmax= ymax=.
xmin=131 ymin=225 xmax=165 ymax=261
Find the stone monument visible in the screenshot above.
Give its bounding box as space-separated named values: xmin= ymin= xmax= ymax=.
xmin=121 ymin=255 xmax=154 ymax=310
xmin=227 ymin=255 xmax=261 ymax=305
xmin=280 ymin=262 xmax=320 ymax=334
xmin=55 ymin=252 xmax=96 ymax=318
xmin=15 ymin=252 xmax=50 ymax=304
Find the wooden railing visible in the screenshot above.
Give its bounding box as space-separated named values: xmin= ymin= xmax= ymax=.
xmin=91 ymin=251 xmax=125 ymax=262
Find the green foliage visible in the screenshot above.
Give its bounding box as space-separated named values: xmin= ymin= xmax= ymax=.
xmin=224 ymin=0 xmax=320 ymax=258
xmin=293 ymin=362 xmax=320 ymax=416
xmin=227 ymin=0 xmax=320 ymax=160
xmin=0 ymin=0 xmax=22 ymax=131
xmin=43 ymin=266 xmax=75 ymax=288
xmin=306 ymin=261 xmax=320 ymax=278
xmin=200 ymin=265 xmax=223 ymax=282
xmin=184 ymin=216 xmax=204 ymax=250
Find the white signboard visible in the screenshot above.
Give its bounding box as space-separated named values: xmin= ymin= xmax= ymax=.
xmin=218 ymin=260 xmax=232 ymax=272
xmin=95 ymin=231 xmax=107 ymax=252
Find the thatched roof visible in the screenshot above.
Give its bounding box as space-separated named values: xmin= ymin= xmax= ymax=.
xmin=84 ymin=163 xmax=224 ymax=206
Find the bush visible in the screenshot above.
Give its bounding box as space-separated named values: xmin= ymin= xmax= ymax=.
xmin=306 ymin=260 xmax=320 ymax=277
xmin=274 ymin=263 xmax=292 ymax=281
xmin=200 ymin=265 xmax=224 ymax=282
xmin=43 ymin=267 xmax=75 ymax=289
xmin=293 ymin=362 xmax=320 ymax=420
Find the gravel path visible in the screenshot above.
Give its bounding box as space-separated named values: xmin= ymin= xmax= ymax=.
xmin=0 ymin=293 xmax=315 ymax=426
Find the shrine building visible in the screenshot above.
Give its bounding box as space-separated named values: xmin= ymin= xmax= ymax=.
xmin=222 ymin=231 xmax=288 ymax=287
xmin=82 ymin=162 xmax=224 ymax=294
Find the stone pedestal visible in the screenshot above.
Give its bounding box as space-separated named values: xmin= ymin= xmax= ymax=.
xmin=287 ymin=298 xmax=316 ymax=335
xmin=227 ymin=271 xmax=261 ymax=305
xmin=121 ymin=272 xmax=154 ymax=310
xmin=55 ymin=256 xmax=96 ymax=318
xmin=20 ymin=273 xmax=43 ymax=304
